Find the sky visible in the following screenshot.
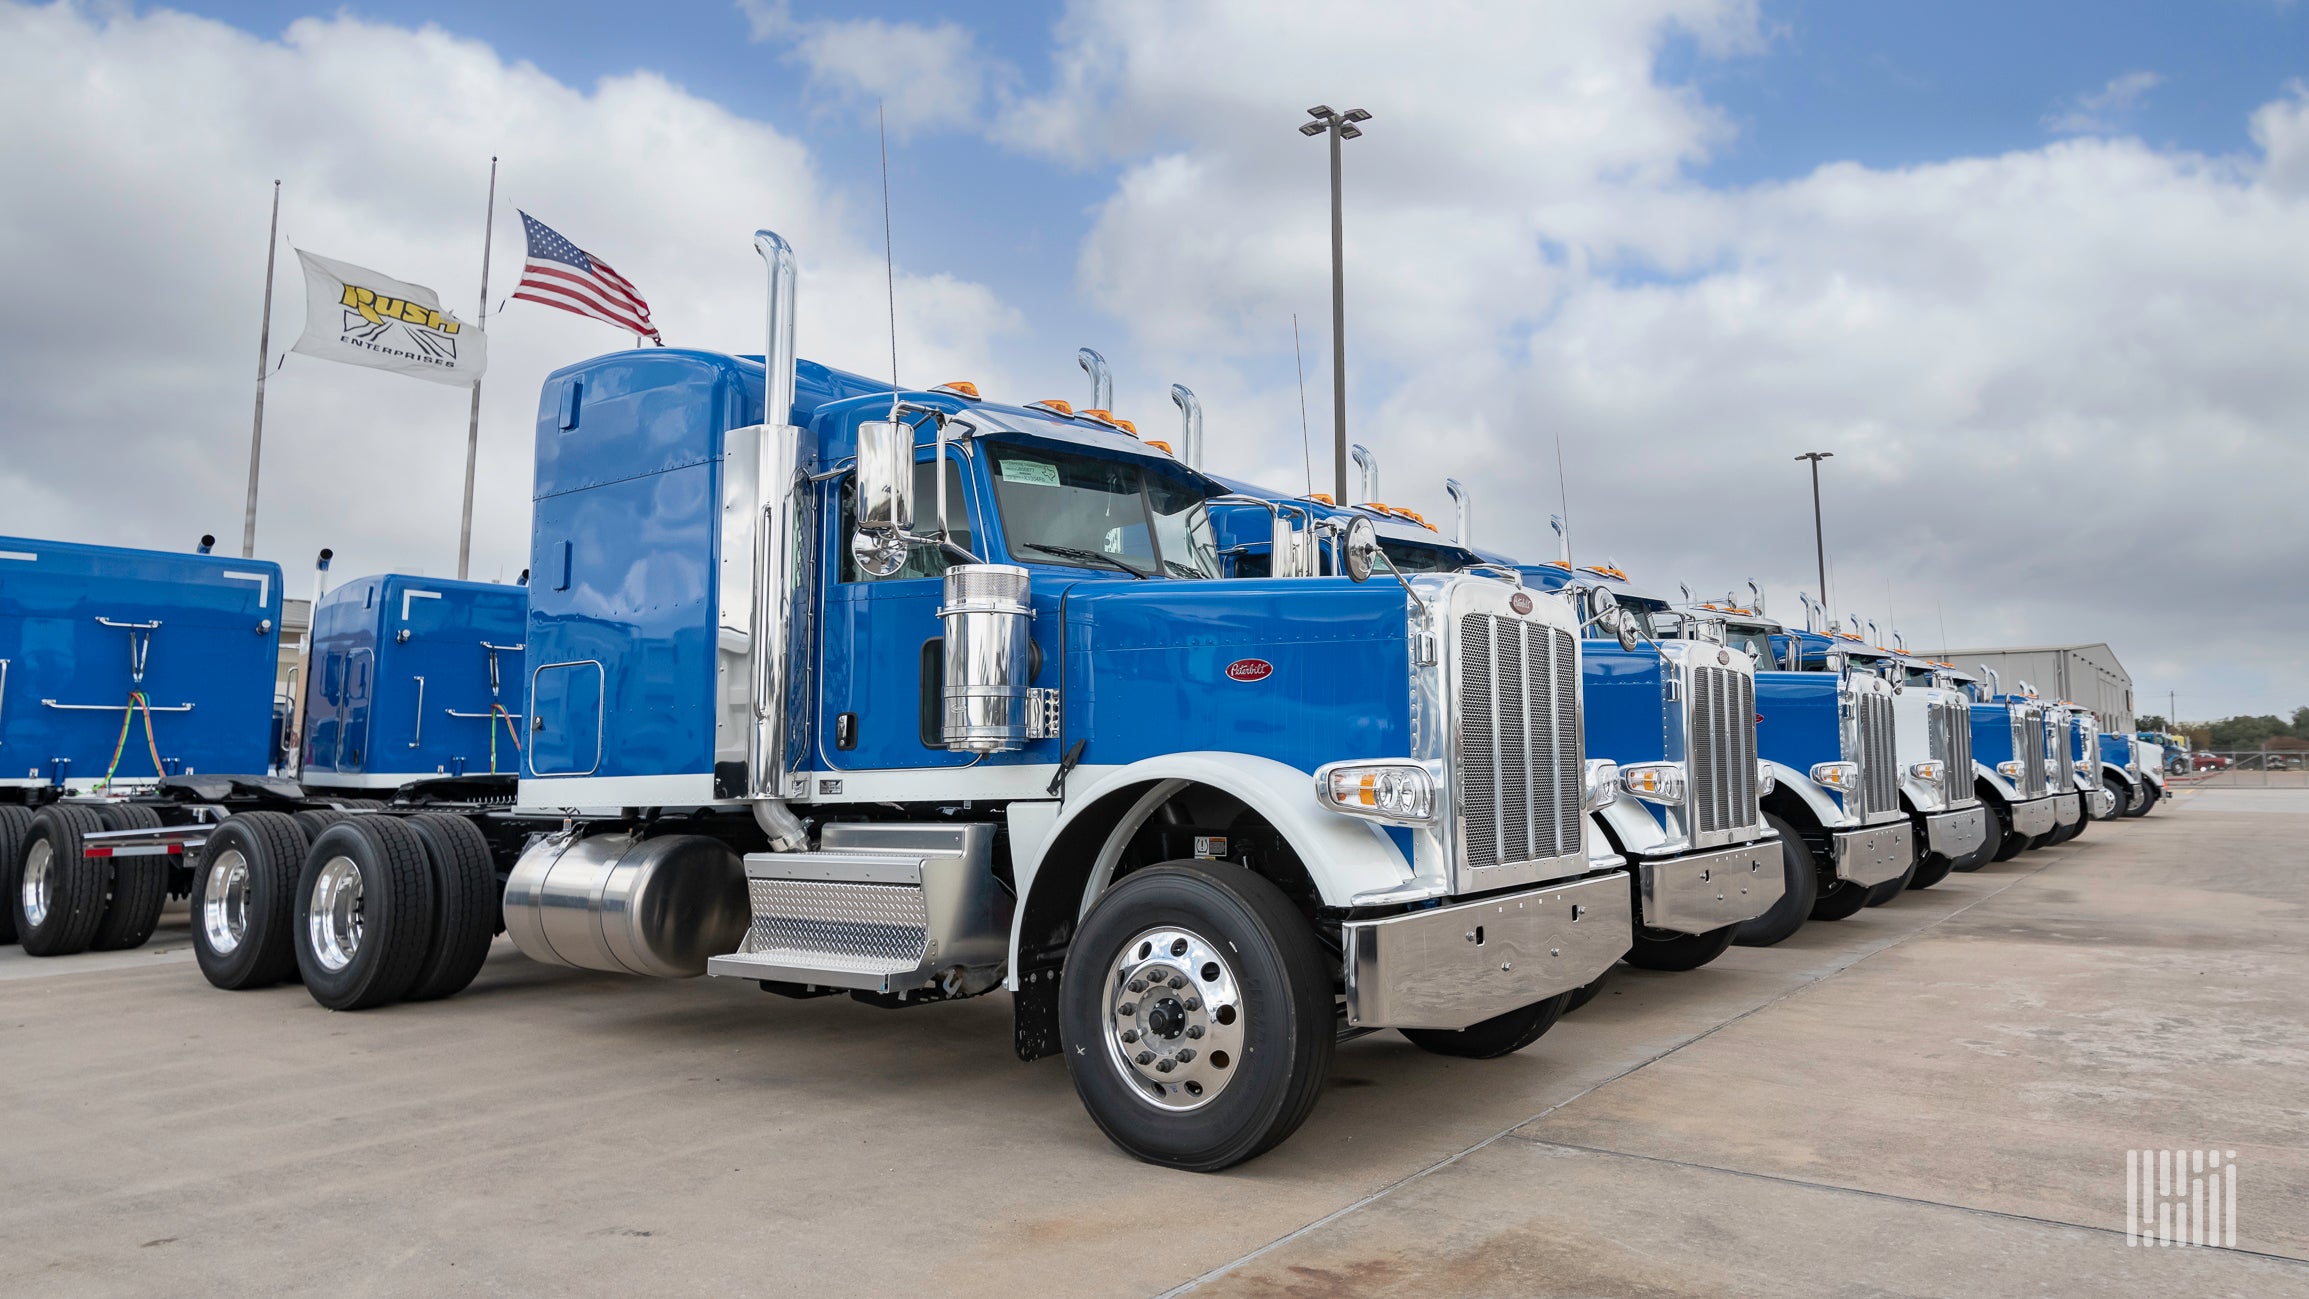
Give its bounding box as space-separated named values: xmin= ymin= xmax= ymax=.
xmin=1 ymin=0 xmax=2304 ymax=723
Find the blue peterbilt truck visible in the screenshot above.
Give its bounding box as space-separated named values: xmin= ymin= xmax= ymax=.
xmin=0 ymin=536 xmax=285 ymax=953
xmin=163 ymin=230 xmax=1640 ymax=1172
xmin=1631 ymin=598 xmax=1918 ymax=944
xmin=1208 ymin=460 xmax=1784 ymax=974
xmin=2102 ymin=731 xmax=2165 ymax=817
xmin=1939 ymin=665 xmax=2073 ymax=859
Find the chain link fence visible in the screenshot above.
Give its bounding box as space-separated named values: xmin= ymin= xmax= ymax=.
xmin=2170 ymin=752 xmax=2309 ymax=788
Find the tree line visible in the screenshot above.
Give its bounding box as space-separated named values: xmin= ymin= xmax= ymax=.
xmin=2134 ymin=708 xmax=2309 ymax=752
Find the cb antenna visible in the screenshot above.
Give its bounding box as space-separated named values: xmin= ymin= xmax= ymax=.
xmin=1553 ymin=429 xmax=1572 ymax=566
xmin=880 ymin=101 xmax=899 ymax=418
xmin=1293 ymin=314 xmax=1313 ymax=496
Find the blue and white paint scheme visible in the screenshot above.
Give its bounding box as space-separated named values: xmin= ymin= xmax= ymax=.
xmin=300 ymin=574 xmax=530 ymax=790
xmin=0 ymin=536 xmax=282 ymax=794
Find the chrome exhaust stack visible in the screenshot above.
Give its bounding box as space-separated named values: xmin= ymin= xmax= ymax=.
xmin=1351 ymin=444 xmax=1377 ymax=503
xmin=1078 ymin=347 xmax=1111 ymax=411
xmin=747 ymin=230 xmax=807 ymax=848
xmin=1445 ymin=478 xmax=1470 ymax=547
xmin=1169 ymin=383 xmax=1202 ymax=469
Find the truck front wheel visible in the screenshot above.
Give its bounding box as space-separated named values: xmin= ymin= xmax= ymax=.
xmin=1733 ymin=814 xmax=1817 ymax=948
xmin=1059 ymin=860 xmax=1333 ymax=1172
xmin=2124 ymin=783 xmax=2158 ymax=818
xmin=1623 ymin=923 xmax=1737 ymax=972
xmin=1403 ymin=991 xmax=1575 ymax=1057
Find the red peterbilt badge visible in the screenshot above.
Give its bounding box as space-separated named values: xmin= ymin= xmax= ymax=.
xmin=1225 ymin=658 xmax=1275 ymax=682
xmin=1509 ymin=592 xmax=1534 ymax=615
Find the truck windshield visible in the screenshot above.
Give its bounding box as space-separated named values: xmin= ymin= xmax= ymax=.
xmin=1722 ymin=625 xmax=1777 ymax=664
xmin=1378 ymin=540 xmax=1472 ymax=573
xmin=988 ymin=443 xmax=1223 ymax=579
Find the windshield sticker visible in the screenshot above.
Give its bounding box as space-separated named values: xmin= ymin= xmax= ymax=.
xmin=1000 ymin=460 xmax=1060 ymax=487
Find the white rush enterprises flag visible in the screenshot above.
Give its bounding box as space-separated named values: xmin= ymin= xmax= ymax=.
xmin=290 ymin=250 xmax=487 ymax=385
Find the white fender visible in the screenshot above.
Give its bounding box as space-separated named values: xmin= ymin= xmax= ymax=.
xmin=1595 ymin=797 xmax=1676 ymax=857
xmin=2100 ymin=764 xmax=2138 ymax=800
xmin=1004 ymin=753 xmax=1424 ymax=986
xmin=1764 ymin=759 xmax=1852 ymax=830
xmin=1974 ymin=760 xmax=2020 ymax=804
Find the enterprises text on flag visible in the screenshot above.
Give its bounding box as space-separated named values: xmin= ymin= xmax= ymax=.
xmin=289 ymin=250 xmax=486 ymax=386
xmin=512 ymin=212 xmax=664 ymax=343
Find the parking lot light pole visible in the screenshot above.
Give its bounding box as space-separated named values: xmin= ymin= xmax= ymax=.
xmin=1796 ymin=451 xmax=1833 ymax=609
xmin=1303 ymin=105 xmax=1369 ymax=506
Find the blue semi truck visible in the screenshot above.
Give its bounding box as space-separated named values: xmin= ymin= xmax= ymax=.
xmin=0 ymin=536 xmax=286 ymax=953
xmin=159 ymin=230 xmax=1640 ymax=1171
xmin=1208 ymin=462 xmax=1784 ymax=974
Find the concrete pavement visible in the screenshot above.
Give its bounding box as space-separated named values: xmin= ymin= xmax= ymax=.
xmin=3 ymin=788 xmax=2303 ymax=1297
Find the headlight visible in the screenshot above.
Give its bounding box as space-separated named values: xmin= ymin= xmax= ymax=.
xmin=1313 ymin=760 xmax=1434 ymax=823
xmin=2074 ymin=760 xmax=2092 ymax=775
xmin=1619 ymin=762 xmax=1686 ymax=805
xmin=1809 ymin=761 xmax=1860 ymax=790
xmin=1908 ymin=760 xmax=1943 ymax=782
xmin=1583 ymin=759 xmax=1619 ymax=810
xmin=1757 ymin=761 xmax=1777 ymax=796
xmin=1996 ymin=760 xmax=2021 ymax=779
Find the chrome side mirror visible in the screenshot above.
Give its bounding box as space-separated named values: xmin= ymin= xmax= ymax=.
xmin=1341 ymin=515 xmax=1379 ymax=583
xmin=851 ymin=419 xmax=914 ymax=577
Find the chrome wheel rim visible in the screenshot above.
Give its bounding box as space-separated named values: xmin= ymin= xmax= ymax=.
xmin=202 ymin=848 xmax=252 ymax=955
xmin=21 ymin=840 xmax=53 ymax=928
xmin=1104 ymin=926 xmax=1245 ymax=1112
xmin=308 ymin=855 xmax=364 ymax=973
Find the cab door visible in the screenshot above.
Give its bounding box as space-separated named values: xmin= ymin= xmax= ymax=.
xmin=817 ymin=452 xmax=981 ymax=771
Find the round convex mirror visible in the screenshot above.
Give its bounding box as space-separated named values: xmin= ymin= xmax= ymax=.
xmin=1341 ymin=516 xmax=1380 ymax=583
xmin=851 ymin=527 xmax=909 ymax=579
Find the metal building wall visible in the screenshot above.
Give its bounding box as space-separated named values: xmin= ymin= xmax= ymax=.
xmin=1942 ymin=643 xmax=2134 ymax=732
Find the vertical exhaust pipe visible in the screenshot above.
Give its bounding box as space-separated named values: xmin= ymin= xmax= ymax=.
xmin=750 ymin=230 xmax=807 ymax=850
xmin=1350 ymin=444 xmax=1376 ymax=503
xmin=1747 ymin=580 xmax=1764 ymax=615
xmin=1169 ymin=384 xmax=1202 ymax=469
xmin=1549 ymin=514 xmax=1569 ymax=566
xmin=1078 ymin=348 xmax=1111 ymax=412
xmin=1444 ymin=478 xmax=1469 ymax=546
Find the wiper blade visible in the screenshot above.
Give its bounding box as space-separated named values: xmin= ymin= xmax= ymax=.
xmin=1020 ymin=543 xmax=1149 ymax=579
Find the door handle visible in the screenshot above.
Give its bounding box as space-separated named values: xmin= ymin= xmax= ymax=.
xmin=409 ymin=676 xmax=426 ymax=747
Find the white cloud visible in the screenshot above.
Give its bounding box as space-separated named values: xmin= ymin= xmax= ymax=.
xmin=996 ymin=2 xmax=2309 ymax=718
xmin=0 ymin=2 xmax=1020 ymax=586
xmin=737 ymin=0 xmax=1007 ymax=136
xmin=2045 ymin=70 xmax=2165 ymax=135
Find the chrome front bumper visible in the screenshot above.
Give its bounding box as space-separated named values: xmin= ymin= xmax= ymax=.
xmin=2010 ymin=797 xmax=2058 ymax=838
xmin=1342 ymin=871 xmax=1632 ymax=1031
xmin=1831 ymin=822 xmax=1914 ymax=886
xmin=1637 ymin=839 xmax=1783 ymax=935
xmin=2051 ymin=793 xmax=2081 ymax=828
xmin=1922 ymin=805 xmax=1988 ymax=861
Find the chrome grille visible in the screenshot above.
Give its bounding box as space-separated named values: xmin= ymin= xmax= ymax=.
xmin=1690 ymin=665 xmax=1759 ymax=835
xmin=1930 ymin=699 xmax=1973 ymax=805
xmin=1455 ymin=613 xmax=1581 ymax=872
xmin=1855 ymin=691 xmax=1898 ymax=817
xmin=2011 ymin=707 xmax=2047 ymax=798
xmin=2075 ymin=716 xmax=2100 ymax=789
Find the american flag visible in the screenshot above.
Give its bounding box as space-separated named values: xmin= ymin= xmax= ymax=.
xmin=512 ymin=211 xmax=663 ymax=344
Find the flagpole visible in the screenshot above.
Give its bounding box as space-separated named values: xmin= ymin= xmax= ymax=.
xmin=241 ymin=179 xmax=281 ymax=559
xmin=456 ymin=156 xmax=497 ymax=581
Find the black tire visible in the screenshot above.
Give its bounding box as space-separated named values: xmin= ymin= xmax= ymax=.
xmin=1948 ymin=831 xmax=1998 ymax=873
xmin=402 ymin=813 xmax=499 ymax=1002
xmin=190 ymin=812 xmax=310 ymax=990
xmin=1809 ymin=877 xmax=1872 ymax=921
xmin=1059 ymin=860 xmax=1334 ymax=1172
xmin=1906 ymin=851 xmax=1956 ymax=891
xmin=292 ymin=809 xmax=346 ymax=843
xmin=0 ymin=804 xmax=33 ymax=945
xmin=1624 ymin=923 xmax=1737 ymax=972
xmin=294 ymin=818 xmax=436 ymax=1011
xmin=13 ymin=805 xmax=109 ymax=956
xmin=1734 ymin=814 xmax=1818 ymax=948
xmin=1563 ymin=968 xmax=1613 ymax=1013
xmin=88 ymin=803 xmax=168 ymax=951
xmin=1993 ymin=822 xmax=2030 ymax=861
xmin=2100 ymin=781 xmax=2132 ymax=820
xmin=1403 ymin=991 xmax=1574 ymax=1058
xmin=1862 ymin=847 xmax=1919 ymax=907
xmin=2125 ymin=783 xmax=2158 ymax=818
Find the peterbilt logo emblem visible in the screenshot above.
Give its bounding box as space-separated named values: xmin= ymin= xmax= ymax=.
xmin=1225 ymin=658 xmax=1274 ymax=682
xmin=1509 ymin=592 xmax=1533 ymax=615
xmin=1718 ymin=649 xmax=1730 ymax=665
